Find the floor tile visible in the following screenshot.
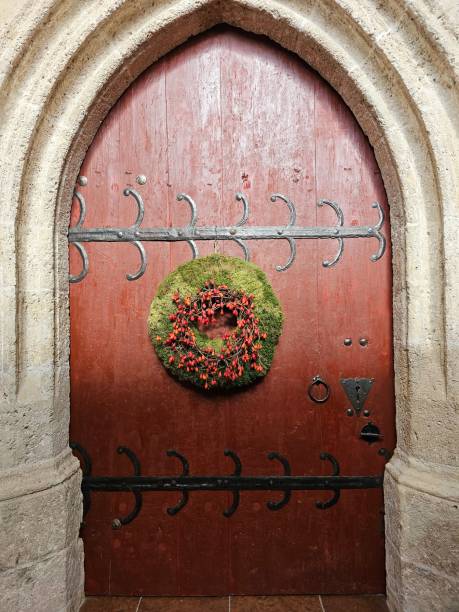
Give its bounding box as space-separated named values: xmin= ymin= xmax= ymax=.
xmin=139 ymin=596 xmax=228 ymax=611
xmin=321 ymin=595 xmax=388 ymax=612
xmin=80 ymin=595 xmax=389 ymax=612
xmin=81 ymin=597 xmax=140 ymax=612
xmin=231 ymin=595 xmax=322 ymax=611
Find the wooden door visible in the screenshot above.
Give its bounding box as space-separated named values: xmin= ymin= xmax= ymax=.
xmin=69 ymin=26 xmax=394 ymax=596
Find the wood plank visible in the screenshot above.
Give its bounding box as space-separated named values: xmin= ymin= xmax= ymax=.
xmin=69 ymin=26 xmax=394 ymax=597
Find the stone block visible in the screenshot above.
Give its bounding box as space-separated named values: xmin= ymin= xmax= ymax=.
xmin=0 ymin=469 xmax=82 ymax=570
xmin=0 ymin=539 xmax=84 ymax=612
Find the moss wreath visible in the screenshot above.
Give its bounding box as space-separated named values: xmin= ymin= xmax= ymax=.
xmin=148 ymin=255 xmax=283 ymax=390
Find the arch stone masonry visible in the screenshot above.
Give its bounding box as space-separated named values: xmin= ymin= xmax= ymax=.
xmin=0 ymin=1 xmax=457 ymax=610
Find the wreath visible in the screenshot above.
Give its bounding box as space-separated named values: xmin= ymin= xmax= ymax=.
xmin=148 ymin=255 xmax=283 ymax=390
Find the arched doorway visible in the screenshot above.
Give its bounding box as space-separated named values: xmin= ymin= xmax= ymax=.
xmin=69 ymin=26 xmax=394 ymax=597
xmin=3 ymin=0 xmax=457 ymax=608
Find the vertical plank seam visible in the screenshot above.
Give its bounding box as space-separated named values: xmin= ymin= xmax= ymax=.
xmin=312 ymin=71 xmax=325 ymax=520
xmin=219 ymin=34 xmax=231 ymax=594
xmin=218 ymin=33 xmax=224 ymax=256
xmin=163 ymin=58 xmax=180 ymax=589
xmin=164 ymin=60 xmax=172 ymax=273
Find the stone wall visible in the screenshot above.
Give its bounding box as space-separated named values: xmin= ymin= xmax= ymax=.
xmin=0 ymin=1 xmax=457 ymax=611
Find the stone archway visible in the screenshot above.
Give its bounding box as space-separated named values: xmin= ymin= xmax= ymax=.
xmin=0 ymin=2 xmax=457 ymax=611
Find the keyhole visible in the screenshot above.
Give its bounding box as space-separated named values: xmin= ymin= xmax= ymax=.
xmin=355 ymin=384 xmax=361 ymax=405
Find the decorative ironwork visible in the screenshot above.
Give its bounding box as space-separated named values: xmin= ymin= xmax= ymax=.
xmin=340 ymin=378 xmax=374 ymax=416
xmin=68 ymin=183 xmax=387 ymax=282
xmin=316 ymin=453 xmax=341 ymax=509
xmin=166 ymin=449 xmax=190 ymax=516
xmin=111 ymin=446 xmax=143 ymax=529
xmin=378 ymin=447 xmax=392 ymax=460
xmin=71 ymin=443 xmax=383 ymax=527
xmin=307 ymin=375 xmax=330 ymax=404
xmin=360 ymin=422 xmax=382 ymax=444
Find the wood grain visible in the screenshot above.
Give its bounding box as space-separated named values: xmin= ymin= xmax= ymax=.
xmin=70 ymin=26 xmax=394 ymax=596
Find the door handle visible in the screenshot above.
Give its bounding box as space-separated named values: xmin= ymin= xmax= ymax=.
xmin=307 ymin=375 xmax=330 ymax=403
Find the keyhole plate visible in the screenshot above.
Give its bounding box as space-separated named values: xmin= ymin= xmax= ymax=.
xmin=340 ymin=378 xmax=374 ymax=415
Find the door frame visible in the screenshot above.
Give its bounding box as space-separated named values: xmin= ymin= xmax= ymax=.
xmin=2 ymin=2 xmax=457 ymax=611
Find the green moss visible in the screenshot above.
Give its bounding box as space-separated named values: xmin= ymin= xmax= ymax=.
xmin=148 ymin=255 xmax=283 ymax=390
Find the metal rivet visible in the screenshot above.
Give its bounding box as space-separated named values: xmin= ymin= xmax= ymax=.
xmin=363 ymin=409 xmax=370 ymax=417
xmin=359 ymin=338 xmax=368 ymax=346
xmin=333 ymin=228 xmax=339 ymax=235
xmin=344 ymin=338 xmax=352 ymax=346
xmin=112 ymin=518 xmax=121 ymax=530
xmin=229 ymin=228 xmax=236 ymax=235
xmin=277 ymin=229 xmax=283 ymax=235
xmin=77 ymin=175 xmax=88 ymax=186
xmin=346 ymin=408 xmax=353 ymax=416
xmin=117 ymin=231 xmax=123 ymax=238
xmin=134 ymin=231 xmax=140 ymax=237
xmin=367 ymin=228 xmax=373 ymax=234
xmin=177 ymin=230 xmax=183 ymax=236
xmin=136 ymin=175 xmax=147 ymax=185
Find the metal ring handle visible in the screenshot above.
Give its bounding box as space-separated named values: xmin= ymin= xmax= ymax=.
xmin=307 ymin=375 xmax=330 ymax=403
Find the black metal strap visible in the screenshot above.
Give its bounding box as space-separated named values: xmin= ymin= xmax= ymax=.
xmin=68 ymin=188 xmax=386 ymax=282
xmin=72 ymin=443 xmax=383 ymax=527
xmin=83 ymin=474 xmax=382 ymax=492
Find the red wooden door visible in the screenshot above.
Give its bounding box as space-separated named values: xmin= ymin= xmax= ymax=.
xmin=69 ymin=27 xmax=394 ymax=596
